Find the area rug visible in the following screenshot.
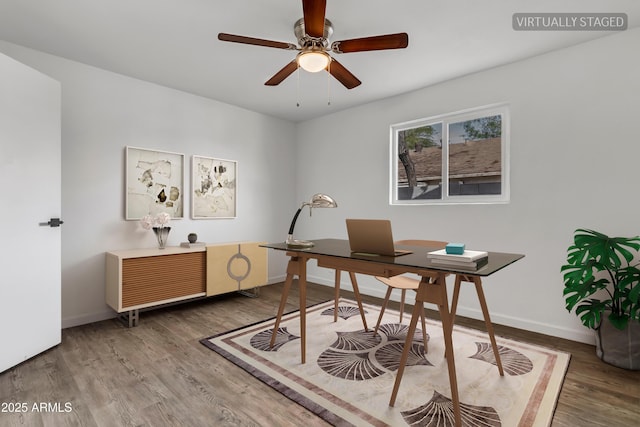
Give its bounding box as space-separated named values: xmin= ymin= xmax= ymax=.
xmin=200 ymin=299 xmax=570 ymax=427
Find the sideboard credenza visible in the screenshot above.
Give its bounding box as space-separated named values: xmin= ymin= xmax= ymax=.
xmin=106 ymin=242 xmax=267 ymax=326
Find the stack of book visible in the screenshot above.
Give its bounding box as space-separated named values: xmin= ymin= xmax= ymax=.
xmin=427 ymin=249 xmax=489 ymax=270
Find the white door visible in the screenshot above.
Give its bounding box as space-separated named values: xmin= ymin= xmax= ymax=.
xmin=0 ymin=52 xmax=61 ymax=372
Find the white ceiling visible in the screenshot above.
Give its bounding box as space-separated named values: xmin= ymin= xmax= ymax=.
xmin=0 ymin=1 xmax=638 ymax=122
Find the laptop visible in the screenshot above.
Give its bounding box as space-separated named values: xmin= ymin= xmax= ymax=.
xmin=346 ymin=219 xmax=412 ymax=257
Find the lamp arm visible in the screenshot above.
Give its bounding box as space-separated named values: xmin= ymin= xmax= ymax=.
xmin=285 ymin=194 xmax=334 ymax=247
xmin=287 ymin=207 xmax=304 ymax=236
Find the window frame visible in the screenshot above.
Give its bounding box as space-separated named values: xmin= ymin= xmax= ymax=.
xmin=389 ymin=103 xmax=510 ymax=205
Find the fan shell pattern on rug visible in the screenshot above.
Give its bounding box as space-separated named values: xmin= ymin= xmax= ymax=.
xmin=402 ymin=391 xmax=501 ymax=427
xmin=249 ymin=304 xmax=535 ymax=426
xmin=249 ymin=327 xmax=299 ymax=351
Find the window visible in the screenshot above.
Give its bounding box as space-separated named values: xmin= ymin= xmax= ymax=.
xmin=390 ymin=104 xmax=509 ymax=205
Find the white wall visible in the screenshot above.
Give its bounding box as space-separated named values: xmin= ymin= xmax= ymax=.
xmin=0 ymin=41 xmax=297 ymax=328
xmin=295 ymin=28 xmax=640 ymax=344
xmin=1 ymin=28 xmax=638 ymax=343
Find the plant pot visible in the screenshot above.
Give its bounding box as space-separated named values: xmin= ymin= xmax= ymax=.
xmin=595 ymin=318 xmax=640 ymax=370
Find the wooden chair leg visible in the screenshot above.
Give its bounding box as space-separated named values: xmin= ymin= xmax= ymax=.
xmin=374 ymin=287 xmax=393 ymax=336
xmin=420 ymin=304 xmax=428 ymax=353
xmin=399 ymin=289 xmax=406 ymax=323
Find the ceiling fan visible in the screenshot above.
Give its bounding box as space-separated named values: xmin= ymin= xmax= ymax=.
xmin=218 ymin=0 xmax=409 ymax=89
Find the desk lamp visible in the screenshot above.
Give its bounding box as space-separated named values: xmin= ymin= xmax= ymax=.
xmin=286 ymin=193 xmax=337 ymax=248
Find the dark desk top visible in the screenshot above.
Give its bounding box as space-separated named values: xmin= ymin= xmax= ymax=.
xmin=262 ymin=238 xmax=524 ymax=277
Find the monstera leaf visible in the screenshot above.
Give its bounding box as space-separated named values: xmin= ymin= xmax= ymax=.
xmin=562 ymin=229 xmax=640 ymax=330
xmin=566 ymin=229 xmax=639 ymax=268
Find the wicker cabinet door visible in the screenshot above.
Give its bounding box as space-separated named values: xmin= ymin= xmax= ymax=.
xmin=121 ymin=252 xmax=205 ymax=308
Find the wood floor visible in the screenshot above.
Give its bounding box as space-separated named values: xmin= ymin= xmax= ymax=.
xmin=1 ymin=282 xmax=638 ymax=427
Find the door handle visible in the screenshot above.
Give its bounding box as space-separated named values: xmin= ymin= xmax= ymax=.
xmin=39 ymin=218 xmax=64 ymax=227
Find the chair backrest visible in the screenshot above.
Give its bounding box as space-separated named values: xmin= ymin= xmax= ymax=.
xmin=395 ymin=239 xmax=447 ymax=249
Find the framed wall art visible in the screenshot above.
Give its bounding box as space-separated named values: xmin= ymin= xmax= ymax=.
xmin=125 ymin=146 xmax=184 ymax=220
xmin=192 ymin=155 xmax=237 ymax=219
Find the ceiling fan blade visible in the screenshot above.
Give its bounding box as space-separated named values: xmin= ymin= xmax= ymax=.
xmin=331 ymin=33 xmax=409 ymax=53
xmin=328 ymin=58 xmax=361 ymax=89
xmin=302 ymin=0 xmax=327 ymax=38
xmin=218 ymin=33 xmax=297 ymax=50
xmin=265 ymin=61 xmax=298 ymax=86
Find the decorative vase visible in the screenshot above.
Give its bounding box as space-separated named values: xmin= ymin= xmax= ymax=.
xmin=188 ymin=233 xmax=198 ymax=244
xmin=596 ymin=317 xmax=640 ymax=370
xmin=153 ymin=226 xmax=171 ymax=249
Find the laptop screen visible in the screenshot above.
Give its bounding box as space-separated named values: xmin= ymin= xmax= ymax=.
xmin=346 ymin=219 xmax=411 ymax=257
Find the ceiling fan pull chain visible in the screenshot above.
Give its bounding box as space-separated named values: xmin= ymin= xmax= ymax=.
xmin=327 ymin=61 xmax=331 ymax=106
xmin=296 ymin=65 xmax=301 ymax=107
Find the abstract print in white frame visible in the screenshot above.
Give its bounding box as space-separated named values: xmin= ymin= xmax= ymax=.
xmin=125 ymin=146 xmax=184 ymax=220
xmin=192 ymin=155 xmax=237 ymax=219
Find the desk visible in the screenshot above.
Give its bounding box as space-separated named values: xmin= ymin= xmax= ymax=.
xmin=262 ymin=239 xmax=523 ymax=427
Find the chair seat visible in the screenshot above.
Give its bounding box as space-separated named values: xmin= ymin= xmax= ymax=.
xmin=373 ymin=240 xmax=449 ymax=353
xmin=375 ymin=275 xmax=420 ymax=290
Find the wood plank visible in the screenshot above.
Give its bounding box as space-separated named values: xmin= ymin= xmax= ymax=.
xmin=0 ymin=282 xmax=638 ymax=426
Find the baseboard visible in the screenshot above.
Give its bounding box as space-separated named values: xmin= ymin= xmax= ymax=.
xmin=63 ymin=277 xmax=287 ymax=330
xmin=72 ymin=270 xmax=593 ymax=345
xmin=62 ymin=310 xmax=116 ymax=329
xmin=266 ymin=275 xmax=286 ymax=285
xmin=307 ymin=273 xmax=596 ymax=346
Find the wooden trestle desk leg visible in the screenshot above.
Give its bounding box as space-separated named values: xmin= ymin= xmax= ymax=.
xmin=389 ymin=272 xmax=462 ymax=427
xmin=451 ymin=274 xmax=504 ymax=376
xmin=334 ymin=270 xmax=341 ymax=322
xmin=270 ymin=255 xmax=309 ymax=364
xmin=349 ymin=272 xmax=369 ymax=331
xmin=334 ymin=270 xmax=369 ymax=331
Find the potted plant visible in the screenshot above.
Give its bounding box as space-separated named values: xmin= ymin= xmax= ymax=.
xmin=561 ymin=228 xmax=640 ymax=370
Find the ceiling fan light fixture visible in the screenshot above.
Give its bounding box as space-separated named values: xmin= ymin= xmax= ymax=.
xmin=297 ymin=51 xmax=330 ymax=73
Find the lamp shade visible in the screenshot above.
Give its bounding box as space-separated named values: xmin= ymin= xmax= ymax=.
xmin=309 ymin=193 xmax=337 ymax=209
xmin=297 ymin=51 xmax=330 ymax=73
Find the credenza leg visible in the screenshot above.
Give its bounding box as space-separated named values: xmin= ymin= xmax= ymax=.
xmin=118 ymin=309 xmax=139 ymax=328
xmin=237 ymin=287 xmax=260 ymax=298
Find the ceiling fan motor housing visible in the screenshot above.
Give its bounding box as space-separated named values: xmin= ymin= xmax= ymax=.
xmin=294 ymin=18 xmax=333 ymax=49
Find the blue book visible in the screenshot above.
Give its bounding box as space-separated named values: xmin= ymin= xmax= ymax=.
xmin=446 ymin=243 xmax=465 ymax=255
